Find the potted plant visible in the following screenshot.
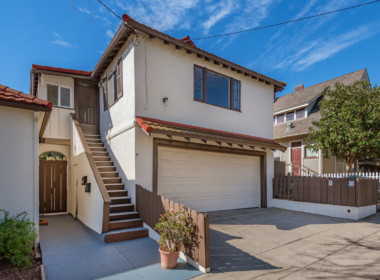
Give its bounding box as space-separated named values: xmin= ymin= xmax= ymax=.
xmin=155 ymin=207 xmax=195 ymax=269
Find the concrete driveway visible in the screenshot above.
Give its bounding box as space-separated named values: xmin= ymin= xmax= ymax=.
xmin=194 ymin=208 xmax=380 ymax=280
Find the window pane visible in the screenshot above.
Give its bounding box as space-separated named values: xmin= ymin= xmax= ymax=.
xmin=108 ymin=72 xmax=117 ymax=106
xmin=206 ymin=71 xmax=229 ymax=108
xmin=113 ymin=72 xmax=118 ymax=103
xmin=194 ymin=66 xmax=203 ymax=100
xmin=305 ymin=148 xmax=318 ymax=157
xmin=47 ymin=84 xmax=58 ymax=106
xmin=286 ymin=112 xmax=294 ymax=121
xmin=60 ymin=87 xmax=71 ymax=107
xmin=296 ymin=109 xmax=305 ymax=119
xmin=277 ymin=114 xmax=285 ymax=123
xmin=232 ymin=79 xmax=240 ymax=110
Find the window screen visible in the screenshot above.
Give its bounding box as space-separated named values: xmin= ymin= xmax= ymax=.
xmin=60 ymin=87 xmax=71 ymax=107
xmin=47 ymin=84 xmax=58 ymax=106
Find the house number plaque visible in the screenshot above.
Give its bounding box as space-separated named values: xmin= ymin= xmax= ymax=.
xmin=328 ymin=180 xmax=333 ymax=186
xmin=348 ymin=181 xmax=355 ymax=187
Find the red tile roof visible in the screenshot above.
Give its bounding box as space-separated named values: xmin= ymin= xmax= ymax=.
xmin=0 ymin=84 xmax=52 ymax=110
xmin=136 ymin=116 xmax=285 ymax=151
xmin=32 ymin=64 xmax=92 ymax=76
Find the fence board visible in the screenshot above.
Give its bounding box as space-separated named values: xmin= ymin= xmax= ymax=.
xmin=333 ymin=179 xmax=341 ymax=205
xmin=347 ymin=179 xmax=356 ymax=207
xmin=320 ymin=178 xmax=328 ymax=204
xmin=136 ymin=185 xmax=210 ymax=270
xmin=341 ymin=178 xmax=348 ymax=206
xmin=328 ymin=178 xmax=334 ymax=204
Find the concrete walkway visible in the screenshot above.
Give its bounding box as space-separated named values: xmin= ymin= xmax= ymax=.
xmin=39 ymin=215 xmax=201 ymax=280
xmin=194 ymin=208 xmax=380 ymax=280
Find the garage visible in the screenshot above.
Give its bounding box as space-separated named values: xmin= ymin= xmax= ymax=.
xmin=157 ymin=146 xmax=261 ymax=212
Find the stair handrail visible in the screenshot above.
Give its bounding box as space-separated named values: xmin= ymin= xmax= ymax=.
xmin=71 ymin=113 xmax=111 ymax=233
xmin=286 ymin=163 xmax=319 ymax=176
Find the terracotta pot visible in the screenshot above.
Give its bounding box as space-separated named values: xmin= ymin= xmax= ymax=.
xmin=159 ymin=248 xmax=179 ymax=269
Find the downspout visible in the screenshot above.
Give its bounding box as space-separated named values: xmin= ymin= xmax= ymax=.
xmin=318 ymin=149 xmax=323 ymax=175
xmin=33 ymin=111 xmax=39 ymax=235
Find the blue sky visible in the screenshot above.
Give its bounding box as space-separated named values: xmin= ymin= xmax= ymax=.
xmin=1 ymin=0 xmax=380 ymax=97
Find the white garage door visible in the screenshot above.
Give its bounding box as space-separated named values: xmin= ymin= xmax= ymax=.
xmin=157 ymin=146 xmax=261 ymax=212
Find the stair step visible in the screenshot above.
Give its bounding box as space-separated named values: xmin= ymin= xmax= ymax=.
xmin=110 ymin=203 xmax=134 ymax=212
xmin=94 ymin=156 xmax=111 ymax=162
xmin=109 ymin=211 xmax=139 ymax=221
xmin=100 ymin=171 xmax=118 ymax=178
xmin=86 ymin=138 xmax=102 ymax=144
xmin=96 ymin=161 xmax=113 ymax=167
xmin=88 ymin=143 xmax=104 ymax=148
xmin=103 ymin=177 xmax=122 ymax=184
xmin=105 ymin=184 xmax=124 ymax=191
xmin=109 ymin=218 xmax=143 ymax=230
xmin=111 ymin=196 xmax=131 ymax=205
xmin=108 ymin=190 xmax=128 ymax=197
xmin=92 ymin=151 xmax=109 ymax=157
xmin=90 ymin=147 xmax=107 ymax=152
xmin=99 ymin=166 xmax=116 ymax=172
xmin=103 ymin=227 xmax=148 ymax=243
xmin=84 ymin=134 xmax=101 ymax=138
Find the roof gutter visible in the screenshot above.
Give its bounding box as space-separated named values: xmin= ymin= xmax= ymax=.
xmin=274 ymin=103 xmax=309 ymax=115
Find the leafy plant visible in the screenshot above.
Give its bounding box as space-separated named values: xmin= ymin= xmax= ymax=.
xmin=155 ymin=207 xmax=196 ymax=252
xmin=0 ymin=210 xmax=38 ymax=269
xmin=306 ymin=81 xmax=380 ymax=172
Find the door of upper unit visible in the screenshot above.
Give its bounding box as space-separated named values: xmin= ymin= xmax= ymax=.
xmin=157 ymin=146 xmax=261 ymax=212
xmin=76 ymin=82 xmax=99 ymax=134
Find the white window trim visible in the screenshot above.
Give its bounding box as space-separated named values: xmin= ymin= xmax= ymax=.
xmin=46 ymin=83 xmax=73 ymax=109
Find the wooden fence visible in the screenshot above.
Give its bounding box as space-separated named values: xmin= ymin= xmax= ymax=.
xmin=273 ymin=175 xmax=378 ymax=207
xmin=136 ymin=185 xmax=210 ymax=270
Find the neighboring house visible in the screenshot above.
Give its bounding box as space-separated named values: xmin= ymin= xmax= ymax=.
xmin=273 ymin=69 xmax=370 ymax=175
xmin=29 ymin=14 xmax=286 ymax=242
xmin=0 ymin=84 xmax=52 ymax=230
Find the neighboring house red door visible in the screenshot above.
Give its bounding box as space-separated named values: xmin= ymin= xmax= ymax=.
xmin=291 ymin=142 xmax=302 ymax=176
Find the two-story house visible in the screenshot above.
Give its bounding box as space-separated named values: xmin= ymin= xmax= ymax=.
xmin=273 ymin=69 xmax=369 ymax=176
xmin=30 ymin=14 xmax=285 ymax=242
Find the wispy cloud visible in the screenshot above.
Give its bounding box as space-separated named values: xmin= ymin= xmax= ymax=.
xmin=106 ymin=29 xmax=114 ymax=39
xmin=78 ymin=7 xmax=91 ymax=15
xmin=51 ymin=32 xmax=75 ymax=48
xmin=202 ymin=0 xmax=235 ymax=33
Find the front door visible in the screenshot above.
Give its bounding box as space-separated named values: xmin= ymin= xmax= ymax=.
xmin=39 ymin=160 xmax=67 ymax=214
xmin=291 ymin=142 xmax=302 ymax=176
xmin=75 ymin=81 xmax=99 ymax=134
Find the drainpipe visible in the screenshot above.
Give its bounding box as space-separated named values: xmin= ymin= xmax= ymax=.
xmin=318 ymin=149 xmax=323 ymax=175
xmin=33 ymin=112 xmax=39 ymax=238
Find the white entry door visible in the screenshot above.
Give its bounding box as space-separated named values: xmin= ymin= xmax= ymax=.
xmin=157 ymin=146 xmax=261 ymax=212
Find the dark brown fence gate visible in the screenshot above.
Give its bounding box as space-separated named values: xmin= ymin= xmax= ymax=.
xmin=39 ymin=160 xmax=67 ymax=214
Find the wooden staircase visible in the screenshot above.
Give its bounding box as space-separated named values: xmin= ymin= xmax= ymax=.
xmin=84 ymin=134 xmax=148 ymax=243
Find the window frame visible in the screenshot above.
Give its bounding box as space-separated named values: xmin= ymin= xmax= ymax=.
xmin=107 ymin=68 xmax=118 ymax=107
xmin=46 ymin=83 xmax=73 ymax=109
xmin=193 ymin=65 xmax=241 ymax=112
xmin=304 ymin=146 xmax=319 ymax=158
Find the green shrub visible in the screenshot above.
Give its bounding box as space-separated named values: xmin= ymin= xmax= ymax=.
xmin=0 ymin=210 xmax=38 ymax=268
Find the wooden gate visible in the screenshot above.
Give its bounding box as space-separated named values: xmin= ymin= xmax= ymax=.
xmin=39 ymin=160 xmax=67 ymax=214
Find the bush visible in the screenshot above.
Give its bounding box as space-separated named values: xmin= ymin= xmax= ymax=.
xmin=0 ymin=210 xmax=38 ymax=268
xmin=155 ymin=207 xmax=196 ymax=252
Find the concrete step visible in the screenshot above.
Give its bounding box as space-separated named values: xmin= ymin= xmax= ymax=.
xmin=109 ymin=211 xmax=139 ymax=221
xmin=92 ymin=151 xmax=109 ymax=157
xmin=109 ymin=218 xmax=143 ymax=231
xmin=95 ymin=161 xmax=113 ymax=167
xmin=110 ymin=203 xmax=134 ymax=213
xmin=108 ymin=190 xmax=128 ymax=197
xmin=93 ymin=156 xmax=111 ymax=162
xmin=103 ymin=227 xmax=148 ymax=243
xmin=98 ymin=166 xmax=116 ymax=172
xmin=100 ymin=171 xmax=118 ymax=178
xmin=111 ymin=196 xmax=131 ymax=205
xmin=103 ymin=177 xmax=122 ymax=184
xmin=105 ymin=184 xmax=124 ymax=191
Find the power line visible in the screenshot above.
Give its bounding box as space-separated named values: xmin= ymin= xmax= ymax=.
xmin=192 ymin=0 xmax=380 ymax=41
xmin=94 ymin=0 xmax=123 ymax=21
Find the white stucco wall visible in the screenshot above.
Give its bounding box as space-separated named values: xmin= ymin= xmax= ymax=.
xmin=0 ymin=107 xmax=38 ymax=224
xmin=134 ymin=36 xmax=275 ymax=139
xmin=38 ymin=74 xmax=75 ymax=139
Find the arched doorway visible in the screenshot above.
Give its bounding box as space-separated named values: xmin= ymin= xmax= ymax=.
xmin=39 ymin=152 xmax=67 ymax=214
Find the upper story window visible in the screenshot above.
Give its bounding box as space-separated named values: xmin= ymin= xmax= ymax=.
xmin=277 ymin=114 xmax=285 ymax=123
xmin=102 ymin=58 xmax=123 ymax=110
xmin=296 ymin=109 xmax=306 ymax=119
xmin=47 ymin=84 xmax=71 ymax=108
xmin=194 ymin=65 xmax=241 ymax=111
xmin=286 ymin=112 xmax=294 ymax=121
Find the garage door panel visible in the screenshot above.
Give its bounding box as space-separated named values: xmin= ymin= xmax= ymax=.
xmin=158 ymin=146 xmax=261 ymax=212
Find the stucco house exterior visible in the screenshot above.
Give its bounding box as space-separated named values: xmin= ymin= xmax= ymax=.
xmin=273 ymin=69 xmax=369 ymax=175
xmin=0 ymin=84 xmax=52 ymax=230
xmin=28 ymin=14 xmax=285 ymax=242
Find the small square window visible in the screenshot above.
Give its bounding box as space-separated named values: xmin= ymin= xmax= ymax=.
xmin=277 ymin=114 xmax=285 ymax=123
xmin=286 ymin=112 xmax=294 ymax=121
xmin=60 ymin=87 xmax=71 ymax=107
xmin=305 ymin=147 xmax=318 ymax=157
xmin=47 ymin=84 xmax=58 ymax=106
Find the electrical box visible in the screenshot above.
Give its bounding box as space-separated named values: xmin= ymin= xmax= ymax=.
xmin=81 ymin=176 xmax=87 ymax=185
xmin=85 ymin=183 xmax=91 ymax=193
